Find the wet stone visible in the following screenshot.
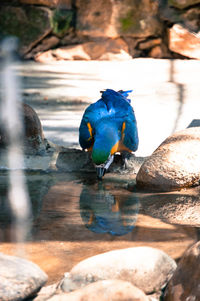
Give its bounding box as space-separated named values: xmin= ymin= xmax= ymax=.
xmin=141 ymin=193 xmax=200 ymax=227
xmin=61 ymin=247 xmax=177 ymax=295
xmin=0 ymin=252 xmax=48 ymax=301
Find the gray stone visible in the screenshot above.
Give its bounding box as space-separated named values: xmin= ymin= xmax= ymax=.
xmin=50 ymin=279 xmax=149 ymax=301
xmin=0 ymin=252 xmax=47 ymax=301
xmin=164 ymin=241 xmax=200 ymax=301
xmin=61 ymin=247 xmax=177 ymax=294
xmin=136 ymin=127 xmax=200 ymax=191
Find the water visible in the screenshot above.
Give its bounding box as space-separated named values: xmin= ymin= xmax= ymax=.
xmin=0 ymin=170 xmax=199 ymax=284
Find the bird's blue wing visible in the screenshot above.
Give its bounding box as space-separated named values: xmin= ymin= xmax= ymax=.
xmin=122 ymin=107 xmax=139 ymax=152
xmin=79 ymin=100 xmax=107 ymax=150
xmin=79 ymin=116 xmax=93 ymax=150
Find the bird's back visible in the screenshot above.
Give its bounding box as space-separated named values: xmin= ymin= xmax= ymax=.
xmin=79 ymin=89 xmax=138 ymax=152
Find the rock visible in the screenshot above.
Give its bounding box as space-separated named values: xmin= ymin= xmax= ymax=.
xmin=83 ymin=38 xmax=130 ymax=60
xmin=76 ymin=0 xmax=163 ymax=38
xmin=50 ymin=279 xmax=148 ymax=301
xmin=23 ymin=103 xmax=48 ymax=155
xmin=25 ymin=36 xmax=59 ymax=59
xmin=0 ymin=5 xmax=52 ymax=55
xmin=159 ymin=3 xmax=200 ymax=33
xmin=167 ymin=0 xmax=200 ymax=9
xmin=0 ymin=252 xmax=47 ymax=301
xmin=51 ymin=8 xmax=74 ymax=37
xmin=56 ymin=150 xmax=145 ymax=173
xmin=56 ymin=149 xmax=92 ymax=171
xmin=19 ymin=0 xmax=72 ymax=8
xmin=169 ymin=24 xmax=200 ymax=59
xmin=52 ymin=45 xmax=91 ymax=60
xmin=148 ymin=45 xmax=164 ymax=58
xmin=34 ymin=50 xmax=58 ymax=63
xmin=33 ymin=283 xmax=59 ymax=301
xmin=0 ymin=103 xmax=48 ymax=155
xmin=36 ymin=38 xmax=132 ymax=61
xmin=99 ymin=50 xmax=132 ymax=61
xmin=138 ymin=38 xmax=162 ymax=50
xmin=140 ymin=188 xmax=200 ymax=226
xmin=181 ymin=7 xmax=200 ymax=33
xmin=61 ymin=247 xmax=177 ymax=294
xmin=136 ymin=127 xmax=200 ymax=191
xmin=164 ymin=241 xmax=200 ymax=301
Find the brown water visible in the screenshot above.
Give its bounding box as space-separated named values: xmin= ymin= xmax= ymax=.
xmin=0 ymin=171 xmax=199 ymax=285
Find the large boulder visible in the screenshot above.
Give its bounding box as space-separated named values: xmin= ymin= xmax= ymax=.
xmin=0 ymin=5 xmax=52 ymax=55
xmin=164 ymin=241 xmax=200 ymax=301
xmin=61 ymin=247 xmax=177 ymax=295
xmin=76 ymin=0 xmax=163 ymax=38
xmin=0 ymin=252 xmax=47 ymax=301
xmin=49 ymin=280 xmax=148 ymax=301
xmin=136 ymin=127 xmax=200 ymax=191
xmin=168 ymin=24 xmax=200 ymax=59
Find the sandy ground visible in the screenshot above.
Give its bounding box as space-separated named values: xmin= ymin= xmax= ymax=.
xmin=15 ymin=58 xmax=200 ymax=157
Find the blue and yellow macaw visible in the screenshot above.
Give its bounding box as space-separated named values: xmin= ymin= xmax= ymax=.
xmin=79 ymin=89 xmax=139 ymax=179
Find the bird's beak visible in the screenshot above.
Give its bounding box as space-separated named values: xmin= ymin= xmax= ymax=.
xmin=96 ymin=167 xmax=106 ymax=180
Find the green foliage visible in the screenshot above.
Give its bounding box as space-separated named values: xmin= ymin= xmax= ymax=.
xmin=120 ymin=10 xmax=138 ymax=33
xmin=51 ymin=9 xmax=73 ymax=37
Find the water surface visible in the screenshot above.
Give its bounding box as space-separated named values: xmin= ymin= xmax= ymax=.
xmin=0 ymin=171 xmax=199 ymax=284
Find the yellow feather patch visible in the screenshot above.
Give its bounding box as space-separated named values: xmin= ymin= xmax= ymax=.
xmin=111 ymin=140 xmax=119 ymax=155
xmin=87 ymin=122 xmax=93 ymax=141
xmin=121 ymin=121 xmax=126 ymax=141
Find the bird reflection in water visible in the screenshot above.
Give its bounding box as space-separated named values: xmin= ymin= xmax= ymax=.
xmin=80 ymin=183 xmax=139 ymax=236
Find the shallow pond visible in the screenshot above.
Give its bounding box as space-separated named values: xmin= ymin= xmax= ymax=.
xmin=0 ymin=170 xmax=199 ymax=285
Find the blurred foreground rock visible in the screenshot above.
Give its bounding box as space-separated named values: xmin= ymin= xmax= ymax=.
xmin=61 ymin=247 xmax=176 ymax=295
xmin=49 ymin=279 xmax=149 ymax=301
xmin=136 ymin=127 xmax=200 ymax=191
xmin=164 ymin=241 xmax=200 ymax=301
xmin=0 ymin=252 xmax=47 ymax=301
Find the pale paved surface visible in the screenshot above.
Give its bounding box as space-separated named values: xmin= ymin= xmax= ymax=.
xmin=16 ymin=58 xmax=200 ymax=156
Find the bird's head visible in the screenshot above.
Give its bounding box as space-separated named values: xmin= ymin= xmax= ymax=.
xmin=92 ymin=124 xmax=118 ymax=179
xmin=92 ymin=150 xmax=114 ymax=180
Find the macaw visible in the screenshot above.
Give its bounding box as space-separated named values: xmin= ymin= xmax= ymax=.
xmin=79 ymin=89 xmax=139 ymax=179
